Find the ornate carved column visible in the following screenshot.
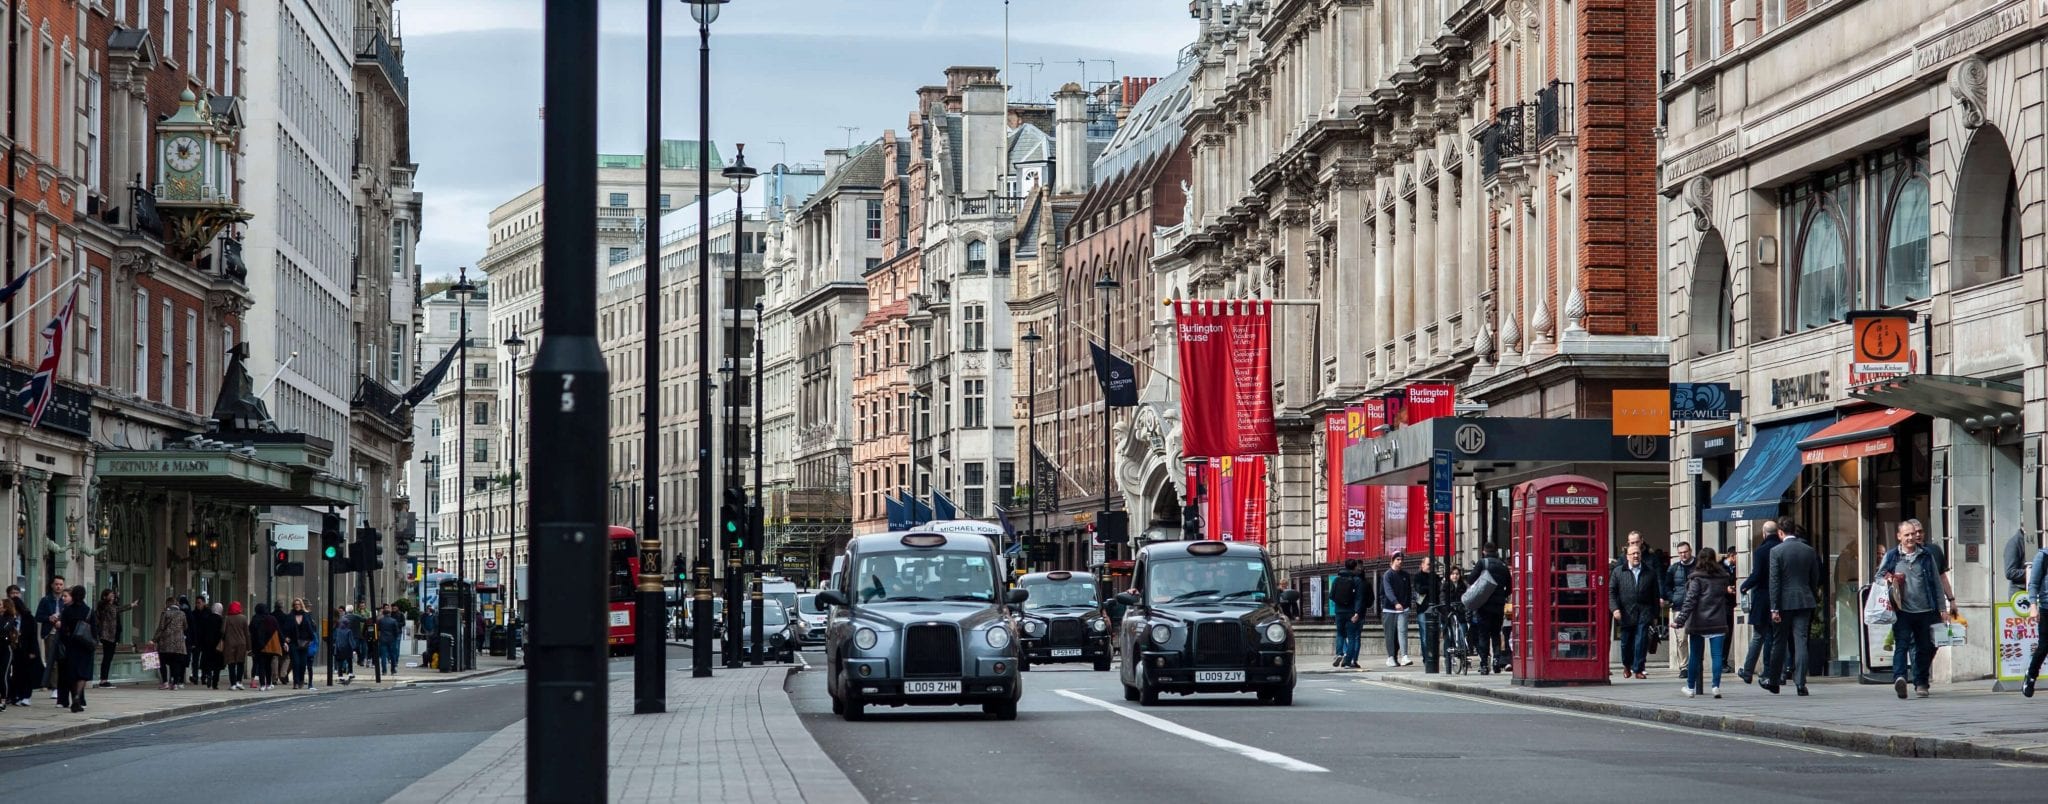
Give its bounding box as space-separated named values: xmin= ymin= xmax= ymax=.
xmin=1413 ymin=151 xmax=1438 ymax=358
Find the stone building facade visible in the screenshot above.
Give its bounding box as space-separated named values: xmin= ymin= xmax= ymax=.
xmin=1662 ymin=0 xmax=2044 ymax=682
xmin=850 ymin=127 xmax=924 ymax=538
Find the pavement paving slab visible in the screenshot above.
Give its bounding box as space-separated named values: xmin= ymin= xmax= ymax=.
xmin=0 ymin=656 xmax=521 ymax=751
xmin=389 ymin=665 xmax=863 ymax=804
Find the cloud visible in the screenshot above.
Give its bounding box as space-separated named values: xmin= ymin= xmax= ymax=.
xmin=401 ymin=2 xmax=1193 ymax=274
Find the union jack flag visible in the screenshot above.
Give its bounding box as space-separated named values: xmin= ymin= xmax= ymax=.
xmin=19 ymin=286 xmax=79 ymax=429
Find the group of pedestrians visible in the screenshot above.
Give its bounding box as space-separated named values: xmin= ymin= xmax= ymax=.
xmin=1327 ymin=544 xmax=1512 ymax=673
xmin=0 ymin=577 xmax=417 ymax=716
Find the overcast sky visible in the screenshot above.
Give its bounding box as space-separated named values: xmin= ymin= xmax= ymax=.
xmin=399 ymin=0 xmax=1196 ymax=280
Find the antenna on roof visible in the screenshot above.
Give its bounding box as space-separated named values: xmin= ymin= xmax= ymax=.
xmin=768 ymin=139 xmax=789 ymax=165
xmin=1011 ymin=59 xmax=1044 ymax=101
xmin=838 ymin=127 xmax=861 ymax=149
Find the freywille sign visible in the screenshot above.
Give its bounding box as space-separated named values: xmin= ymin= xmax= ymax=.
xmin=1174 ymin=299 xmax=1275 ymax=457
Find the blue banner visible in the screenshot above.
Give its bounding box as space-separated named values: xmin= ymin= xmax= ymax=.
xmin=1670 ymin=382 xmax=1741 ymax=422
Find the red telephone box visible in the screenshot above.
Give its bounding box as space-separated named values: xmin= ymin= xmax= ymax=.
xmin=1510 ymin=475 xmax=1612 ymax=686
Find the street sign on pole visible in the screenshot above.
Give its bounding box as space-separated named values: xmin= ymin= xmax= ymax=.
xmin=1429 ymin=449 xmax=1454 ymax=514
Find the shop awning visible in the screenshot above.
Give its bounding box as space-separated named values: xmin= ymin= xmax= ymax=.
xmin=1850 ymin=374 xmax=2022 ymax=425
xmin=1344 ymin=416 xmax=1670 ymax=486
xmin=94 ymin=449 xmax=360 ymax=507
xmin=1703 ymin=417 xmax=1830 ymax=523
xmin=1798 ymin=408 xmax=1916 ymax=465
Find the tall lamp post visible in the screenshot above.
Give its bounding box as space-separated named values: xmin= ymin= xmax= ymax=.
xmin=634 ymin=0 xmax=670 ymax=714
xmin=451 ymin=267 xmax=478 ymax=668
xmin=1094 ymin=273 xmax=1119 ymax=559
xmin=503 ymin=330 xmax=526 ymax=657
xmin=750 ymin=298 xmax=765 ymax=665
xmin=1018 ymin=328 xmax=1041 ymax=569
xmin=688 ymin=0 xmax=729 ymax=680
xmin=720 ymin=143 xmax=757 ymax=669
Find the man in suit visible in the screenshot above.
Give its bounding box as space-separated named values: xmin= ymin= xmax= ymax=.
xmin=1764 ymin=519 xmax=1825 ymax=695
xmin=1737 ymin=519 xmax=1781 ymax=685
xmin=1610 ymin=544 xmax=1661 ymax=679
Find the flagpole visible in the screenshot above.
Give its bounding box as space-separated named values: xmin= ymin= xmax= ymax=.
xmin=0 ymin=260 xmax=77 ymax=332
xmin=256 ymin=351 xmax=300 ymax=399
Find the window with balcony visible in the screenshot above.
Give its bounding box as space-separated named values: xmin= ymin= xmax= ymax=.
xmin=609 ymin=192 xmax=628 ymax=208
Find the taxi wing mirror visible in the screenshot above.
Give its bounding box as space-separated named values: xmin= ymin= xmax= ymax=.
xmin=1280 ymin=589 xmax=1301 ymax=604
xmin=815 ymin=590 xmax=849 ymax=610
xmin=1113 ymin=592 xmax=1140 ymax=607
xmin=1005 ymin=588 xmax=1030 ymax=605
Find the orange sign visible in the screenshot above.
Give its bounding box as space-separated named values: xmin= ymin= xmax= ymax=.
xmin=1852 ymin=313 xmax=1912 ymax=376
xmin=1612 ymin=390 xmax=1671 ymax=437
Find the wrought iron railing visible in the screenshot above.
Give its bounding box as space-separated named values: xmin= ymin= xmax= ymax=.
xmin=354 ymin=29 xmax=410 ymax=100
xmin=1537 ymin=81 xmax=1575 ymax=143
xmin=350 ymin=374 xmax=412 ymax=431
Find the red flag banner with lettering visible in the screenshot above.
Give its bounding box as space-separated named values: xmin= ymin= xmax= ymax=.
xmin=1190 ymin=456 xmax=1269 ymax=546
xmin=1324 ymin=413 xmax=1347 ymax=560
xmin=1174 ymin=299 xmax=1276 ymax=457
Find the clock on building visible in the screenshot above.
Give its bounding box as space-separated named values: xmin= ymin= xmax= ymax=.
xmin=166 ymin=135 xmax=205 ymax=173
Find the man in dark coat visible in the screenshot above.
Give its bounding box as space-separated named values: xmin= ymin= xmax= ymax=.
xmin=1737 ymin=519 xmax=1781 ymax=685
xmin=1471 ymin=544 xmax=1512 ymax=674
xmin=190 ymin=597 xmax=224 ymax=689
xmin=1763 ymin=519 xmax=1825 ymax=695
xmin=1609 ymin=544 xmax=1661 ymax=679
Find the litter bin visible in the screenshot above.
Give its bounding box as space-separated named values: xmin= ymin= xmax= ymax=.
xmin=488 ymin=624 xmax=508 ymax=656
xmin=1418 ymin=609 xmax=1441 ymax=674
xmin=436 ymin=633 xmax=457 ymax=673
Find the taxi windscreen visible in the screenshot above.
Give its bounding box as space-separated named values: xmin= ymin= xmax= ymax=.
xmin=1146 ymin=557 xmax=1271 ymax=606
xmin=853 ymin=551 xmax=997 ymax=604
xmin=1019 ymin=579 xmax=1097 ymax=609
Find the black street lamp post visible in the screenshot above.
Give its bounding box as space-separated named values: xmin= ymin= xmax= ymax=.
xmin=688 ymin=0 xmax=728 ymax=680
xmin=1019 ymin=328 xmax=1041 ymax=569
xmin=721 ymin=143 xmax=757 ymax=669
xmin=530 ymin=1 xmax=610 ymax=797
xmin=634 ymin=0 xmax=671 ymax=714
xmin=1094 ymin=273 xmax=1119 ymax=559
xmin=503 ymin=330 xmax=526 ymax=660
xmin=452 ymin=267 xmax=477 ymax=668
xmin=751 ymin=298 xmax=765 ymax=665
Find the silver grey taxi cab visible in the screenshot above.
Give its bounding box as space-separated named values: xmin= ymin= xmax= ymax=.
xmin=817 ymin=531 xmax=1027 ymax=721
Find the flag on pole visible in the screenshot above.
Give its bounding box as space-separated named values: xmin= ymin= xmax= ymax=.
xmin=19 ymin=285 xmax=79 ymax=429
xmin=392 ymin=337 xmax=465 ymax=415
xmin=0 ymin=255 xmax=51 ymax=308
xmin=932 ymin=490 xmax=959 ymax=521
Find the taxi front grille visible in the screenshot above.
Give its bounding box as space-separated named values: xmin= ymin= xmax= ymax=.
xmin=1047 ymin=619 xmax=1085 ymax=646
xmin=904 ymin=624 xmax=962 ymax=676
xmin=1194 ymin=621 xmax=1245 ymax=666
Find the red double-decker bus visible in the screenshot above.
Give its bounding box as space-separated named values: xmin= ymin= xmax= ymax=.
xmin=607 ymin=525 xmax=638 ymax=654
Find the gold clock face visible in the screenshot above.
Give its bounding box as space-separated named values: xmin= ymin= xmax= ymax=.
xmin=166 ymin=135 xmax=204 ymax=173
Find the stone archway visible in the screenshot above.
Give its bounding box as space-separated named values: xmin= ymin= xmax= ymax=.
xmin=1951 ymin=125 xmax=2020 ymax=290
xmin=1686 ymin=229 xmax=1734 ymax=356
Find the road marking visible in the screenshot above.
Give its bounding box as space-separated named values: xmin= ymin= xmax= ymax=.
xmin=431 ymin=689 xmax=450 ymax=694
xmin=1053 ymin=689 xmax=1329 ymax=773
xmin=1353 ymin=679 xmax=1851 ymax=757
xmin=1322 ymin=688 xmax=1346 ymax=694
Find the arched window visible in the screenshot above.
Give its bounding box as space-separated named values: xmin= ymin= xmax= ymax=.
xmin=1873 ymin=144 xmax=1930 ymax=307
xmin=1795 ymin=209 xmax=1849 ymax=330
xmin=1954 ymin=127 xmax=2022 ymax=290
xmin=1687 ymin=230 xmax=1735 ymax=355
xmin=965 ymin=240 xmax=987 ymax=274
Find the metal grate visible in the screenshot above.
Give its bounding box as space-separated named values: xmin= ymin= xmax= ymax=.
xmin=1047 ymin=618 xmax=1085 ymax=647
xmin=1193 ymin=621 xmax=1245 ymax=666
xmin=903 ymin=624 xmax=963 ymax=676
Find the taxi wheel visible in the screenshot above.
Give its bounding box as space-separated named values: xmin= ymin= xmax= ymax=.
xmin=1259 ymin=687 xmax=1294 ymax=706
xmin=830 ymin=692 xmax=845 ymax=715
xmin=1019 ymin=657 xmax=1031 ymax=672
xmin=1137 ymin=669 xmax=1160 ymax=707
xmin=1122 ymin=682 xmax=1138 ymax=702
xmin=1093 ymin=656 xmax=1112 ymax=672
xmin=984 ymin=698 xmax=1018 ymax=720
xmin=842 ymin=697 xmax=867 ymax=721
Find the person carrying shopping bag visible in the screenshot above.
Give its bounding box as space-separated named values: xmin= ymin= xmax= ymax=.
xmin=151 ymin=597 xmax=189 ymax=690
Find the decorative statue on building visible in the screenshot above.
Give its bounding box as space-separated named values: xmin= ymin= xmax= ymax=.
xmin=210 ymin=343 xmax=278 ymax=433
xmin=1180 ymin=180 xmax=1195 ymax=226
xmin=1950 ymin=56 xmax=1989 ymax=131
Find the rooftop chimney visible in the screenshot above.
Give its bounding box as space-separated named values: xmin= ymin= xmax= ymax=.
xmin=824 ymin=148 xmax=849 ymax=175
xmin=962 ymin=79 xmax=1006 ymax=197
xmin=1054 ymin=82 xmax=1088 ymax=195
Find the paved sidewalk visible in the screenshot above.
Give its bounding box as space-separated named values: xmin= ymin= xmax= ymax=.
xmin=1312 ymin=661 xmax=2048 ymax=763
xmin=0 ymin=655 xmax=520 ymax=751
xmin=390 ymin=666 xmax=862 ymax=804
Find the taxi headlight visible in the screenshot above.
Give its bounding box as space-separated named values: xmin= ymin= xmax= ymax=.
xmin=854 ymin=627 xmax=879 ymax=651
xmin=1089 ymin=618 xmax=1109 ymax=634
xmin=1262 ymin=622 xmax=1288 ymax=644
xmin=1149 ymin=624 xmax=1172 ymax=646
xmin=1021 ymin=619 xmax=1044 ymax=637
xmin=985 ymin=626 xmax=1013 ymax=649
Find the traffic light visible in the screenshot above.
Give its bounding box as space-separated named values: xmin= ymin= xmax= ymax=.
xmin=721 ymin=487 xmax=747 ymax=549
xmin=1097 ymin=510 xmax=1130 ymax=545
xmin=1181 ymin=503 xmax=1203 ymax=540
xmin=672 ymin=552 xmax=688 ymax=584
xmin=321 ymin=513 xmax=346 ymax=573
xmin=395 ymin=532 xmax=412 ymax=558
xmin=353 ymin=527 xmax=384 ymax=572
xmin=273 ymin=549 xmax=303 ymax=577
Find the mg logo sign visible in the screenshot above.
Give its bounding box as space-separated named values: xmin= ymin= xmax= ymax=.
xmin=1454 ymin=423 xmax=1486 ymax=454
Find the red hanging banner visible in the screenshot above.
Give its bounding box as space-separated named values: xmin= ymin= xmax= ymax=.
xmin=1325 ymin=413 xmax=1347 ymax=561
xmin=1175 ymin=300 xmax=1277 ymax=457
xmin=1238 ymin=455 xmax=1268 ymax=545
xmin=1405 ymin=383 xmax=1457 ymax=423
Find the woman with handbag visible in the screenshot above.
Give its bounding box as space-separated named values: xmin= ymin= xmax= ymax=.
xmin=0 ymin=596 xmax=23 ymax=709
xmin=57 ymin=586 xmax=97 ymax=712
xmin=152 ymin=596 xmax=189 ymax=690
xmin=222 ymin=602 xmax=251 ymax=691
xmin=250 ymin=603 xmax=282 ymax=691
xmin=4 ymin=588 xmax=40 ymax=707
xmin=94 ymin=590 xmax=139 ymax=688
xmin=286 ymin=598 xmax=317 ymax=691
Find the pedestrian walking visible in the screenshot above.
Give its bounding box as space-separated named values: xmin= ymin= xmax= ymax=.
xmin=4 ymin=586 xmax=40 ymax=706
xmin=1737 ymin=520 xmax=1782 ymax=685
xmin=1763 ymin=519 xmax=1824 ymax=696
xmin=1329 ymin=559 xmax=1366 ymax=669
xmin=193 ymin=600 xmax=225 ymax=690
xmin=222 ymin=602 xmax=251 ymax=690
xmin=1666 ymin=542 xmax=1696 ymax=673
xmin=94 ymin=589 xmax=139 ymax=687
xmin=35 ymin=575 xmax=65 ymax=699
xmin=1414 ymin=557 xmax=1442 ymax=670
xmin=152 ymin=596 xmax=189 ymax=690
xmin=1879 ymin=519 xmax=1956 ymax=699
xmin=179 ymin=595 xmax=198 ymax=685
xmin=1610 ymin=543 xmax=1661 ymax=679
xmin=57 ymin=586 xmax=95 ymax=713
xmin=333 ymin=609 xmax=358 ymax=683
xmin=285 ymin=598 xmax=317 ymax=690
xmin=1379 ymin=552 xmax=1413 ymax=667
xmin=1673 ymin=548 xmax=1734 ymax=698
xmin=2024 ymin=542 xmax=2048 ymax=697
xmin=378 ymin=605 xmax=404 ymax=675
xmin=251 ymin=603 xmax=282 ymax=691
xmin=0 ymin=596 xmax=23 ymax=709
xmin=1469 ymin=545 xmax=1512 ymax=674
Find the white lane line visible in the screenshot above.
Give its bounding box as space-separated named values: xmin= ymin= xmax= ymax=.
xmin=1322 ymin=688 xmax=1346 ymax=694
xmin=1353 ymin=679 xmax=1851 ymax=757
xmin=1053 ymin=689 xmax=1329 ymax=773
xmin=431 ymin=689 xmax=450 ymax=694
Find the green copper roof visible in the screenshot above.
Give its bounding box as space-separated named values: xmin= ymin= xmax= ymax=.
xmin=597 ymin=140 xmax=724 ymax=170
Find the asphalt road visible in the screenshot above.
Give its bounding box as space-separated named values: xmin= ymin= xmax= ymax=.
xmin=790 ymin=653 xmax=2044 ymax=804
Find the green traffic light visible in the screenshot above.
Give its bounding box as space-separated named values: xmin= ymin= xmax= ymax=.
xmin=324 ymin=546 xmax=339 ymax=559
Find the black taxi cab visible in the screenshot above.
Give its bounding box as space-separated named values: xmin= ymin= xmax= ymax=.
xmin=1114 ymin=540 xmax=1298 ymax=706
xmin=1013 ymin=571 xmax=1113 ymax=671
xmin=817 ymin=531 xmax=1028 ymax=721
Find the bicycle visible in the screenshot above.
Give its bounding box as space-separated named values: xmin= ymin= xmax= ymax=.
xmin=1430 ymin=602 xmax=1476 ymax=675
